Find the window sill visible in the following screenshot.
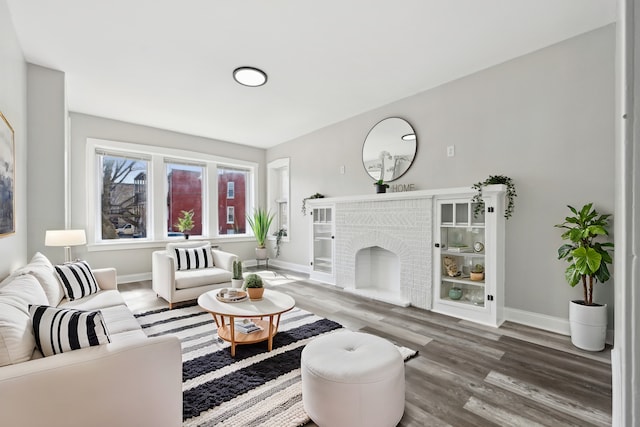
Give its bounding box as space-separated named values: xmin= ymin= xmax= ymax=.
xmin=87 ymin=235 xmax=255 ymax=252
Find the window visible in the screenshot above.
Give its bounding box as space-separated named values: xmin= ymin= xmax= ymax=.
xmin=227 ymin=182 xmax=235 ymax=199
xmin=98 ymin=152 xmax=149 ymax=240
xmin=218 ymin=166 xmax=248 ymax=235
xmin=267 ymin=158 xmax=290 ymax=239
xmin=87 ymin=138 xmax=257 ymax=246
xmin=166 ymin=162 xmax=205 ymax=237
xmin=227 ymin=206 xmax=235 ymax=224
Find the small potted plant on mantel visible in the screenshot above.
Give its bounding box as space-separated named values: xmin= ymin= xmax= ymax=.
xmin=374 ymin=179 xmax=390 ymax=194
xmin=175 ymin=209 xmax=195 ymax=239
xmin=555 ymin=203 xmax=614 ymax=351
xmin=243 ymin=273 xmax=264 ymax=300
xmin=231 ymin=260 xmax=244 ymax=289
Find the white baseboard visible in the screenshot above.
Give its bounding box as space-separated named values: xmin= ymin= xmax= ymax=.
xmin=118 ymin=272 xmax=151 ymax=284
xmin=505 ymin=307 xmax=614 ymax=344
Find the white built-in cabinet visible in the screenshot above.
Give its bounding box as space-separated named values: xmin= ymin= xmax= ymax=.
xmin=309 ymin=204 xmax=335 ymax=284
xmin=432 ymin=185 xmax=506 ymax=327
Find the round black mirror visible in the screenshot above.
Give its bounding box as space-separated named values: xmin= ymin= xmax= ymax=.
xmin=362 ymin=117 xmax=417 ymax=182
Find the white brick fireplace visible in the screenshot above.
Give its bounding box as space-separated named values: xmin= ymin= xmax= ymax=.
xmin=333 ymin=194 xmax=433 ymax=309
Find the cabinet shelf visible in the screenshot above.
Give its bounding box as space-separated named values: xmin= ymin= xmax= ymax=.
xmin=441 ymin=297 xmax=485 ymax=307
xmin=441 ymin=277 xmax=485 ymax=287
xmin=441 ymin=250 xmax=485 ymax=258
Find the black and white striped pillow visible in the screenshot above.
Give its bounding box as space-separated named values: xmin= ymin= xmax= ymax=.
xmin=54 ymin=261 xmax=100 ymax=301
xmin=174 ymin=246 xmax=214 ymax=271
xmin=29 ymin=305 xmax=110 ymax=357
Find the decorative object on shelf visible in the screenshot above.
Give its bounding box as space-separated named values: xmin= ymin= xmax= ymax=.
xmin=470 ymin=264 xmax=484 ymax=281
xmin=362 ymin=117 xmax=417 ymax=182
xmin=555 ymin=203 xmax=613 ymax=351
xmin=471 ymin=175 xmax=517 ymax=220
xmin=442 ymin=256 xmax=459 ymax=277
xmin=473 ymin=241 xmax=484 ymax=253
xmin=244 ymin=273 xmax=264 ymax=300
xmin=0 ymin=112 xmax=15 ymax=236
xmin=231 ymin=260 xmax=244 ymax=289
xmin=273 ymin=228 xmax=287 ymax=258
xmin=374 ymin=179 xmax=390 ymax=194
xmin=301 ymin=193 xmax=324 ymax=216
xmin=448 ymin=287 xmax=463 ymax=300
xmin=247 ymin=207 xmax=274 ymax=260
xmin=175 ymin=209 xmax=195 ymax=239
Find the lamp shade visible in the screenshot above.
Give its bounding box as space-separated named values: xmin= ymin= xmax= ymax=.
xmin=45 ymin=229 xmax=87 ymax=247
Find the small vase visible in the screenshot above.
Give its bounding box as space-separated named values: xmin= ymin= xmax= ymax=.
xmin=184 ymin=233 xmax=189 ymax=240
xmin=247 ymin=287 xmax=264 ymax=301
xmin=375 ymin=184 xmax=387 ymax=194
xmin=448 ymin=287 xmax=463 ymax=300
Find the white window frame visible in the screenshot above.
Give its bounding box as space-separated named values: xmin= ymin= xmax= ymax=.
xmin=165 ymin=160 xmax=207 ymax=238
xmin=85 ymin=138 xmax=258 ymax=251
xmin=267 ymin=158 xmax=290 ymax=242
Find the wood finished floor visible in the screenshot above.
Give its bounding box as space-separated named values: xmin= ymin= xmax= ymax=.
xmin=121 ymin=268 xmax=612 ymax=427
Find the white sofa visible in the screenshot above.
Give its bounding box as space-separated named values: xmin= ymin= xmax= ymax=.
xmin=0 ymin=253 xmax=182 ymax=427
xmin=152 ymin=241 xmax=239 ymax=308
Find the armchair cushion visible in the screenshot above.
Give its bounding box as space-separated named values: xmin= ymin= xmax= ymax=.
xmin=29 ymin=305 xmax=111 ymax=357
xmin=54 ymin=261 xmax=100 ymax=301
xmin=175 ymin=268 xmax=232 ymax=290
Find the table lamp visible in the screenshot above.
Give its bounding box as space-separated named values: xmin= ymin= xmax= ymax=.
xmin=45 ymin=229 xmax=87 ymax=263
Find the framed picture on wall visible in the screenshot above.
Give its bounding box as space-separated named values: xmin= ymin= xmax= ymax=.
xmin=0 ymin=111 xmax=15 ymax=236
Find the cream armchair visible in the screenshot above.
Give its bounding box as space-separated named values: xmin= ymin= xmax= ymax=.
xmin=152 ymin=241 xmax=238 ymax=308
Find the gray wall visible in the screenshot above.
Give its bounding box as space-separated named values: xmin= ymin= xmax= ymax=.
xmin=0 ymin=0 xmax=28 ymax=277
xmin=267 ymin=25 xmax=616 ymax=322
xmin=27 ymin=64 xmax=66 ymax=259
xmin=66 ymin=113 xmax=266 ymax=275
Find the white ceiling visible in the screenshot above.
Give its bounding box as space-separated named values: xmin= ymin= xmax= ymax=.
xmin=6 ymin=0 xmax=616 ymax=148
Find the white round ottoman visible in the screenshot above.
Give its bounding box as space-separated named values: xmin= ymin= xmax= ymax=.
xmin=301 ymin=330 xmax=405 ymax=427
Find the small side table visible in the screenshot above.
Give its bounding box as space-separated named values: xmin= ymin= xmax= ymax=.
xmin=256 ymin=258 xmax=269 ymax=269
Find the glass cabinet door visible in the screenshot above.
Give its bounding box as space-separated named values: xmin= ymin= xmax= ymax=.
xmin=312 ymin=207 xmax=333 ymax=275
xmin=437 ymin=200 xmax=486 ymax=308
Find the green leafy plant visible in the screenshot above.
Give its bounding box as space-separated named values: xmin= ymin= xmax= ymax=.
xmin=232 ymin=260 xmax=243 ymax=280
xmin=175 ymin=209 xmax=195 ymax=233
xmin=273 ymin=228 xmax=287 ymax=258
xmin=247 ymin=208 xmax=274 ymax=248
xmin=555 ymin=203 xmax=614 ymax=305
xmin=374 ymin=179 xmax=389 ymax=188
xmin=471 ymin=175 xmax=517 ymax=220
xmin=471 ymin=264 xmax=484 ymax=273
xmin=243 ymin=273 xmax=263 ymax=289
xmin=301 ymin=193 xmax=325 ymax=216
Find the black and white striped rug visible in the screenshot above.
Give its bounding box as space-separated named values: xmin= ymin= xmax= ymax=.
xmin=134 ymin=302 xmax=416 ymax=427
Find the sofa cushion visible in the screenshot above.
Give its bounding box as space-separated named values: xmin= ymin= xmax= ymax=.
xmin=29 ymin=305 xmax=111 ymax=357
xmin=0 ymin=274 xmax=49 ymax=366
xmin=174 ymin=246 xmax=214 ymax=271
xmin=15 ymin=252 xmax=65 ymax=306
xmin=59 ymin=289 xmax=126 ymax=311
xmin=175 ymin=267 xmax=232 ymax=290
xmin=54 ymin=260 xmax=100 ymax=301
xmin=100 ymin=305 xmax=142 ymax=334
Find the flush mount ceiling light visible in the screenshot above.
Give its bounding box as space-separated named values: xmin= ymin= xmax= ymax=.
xmin=401 ymin=133 xmax=416 ymax=141
xmin=233 ymin=66 xmax=268 ymax=87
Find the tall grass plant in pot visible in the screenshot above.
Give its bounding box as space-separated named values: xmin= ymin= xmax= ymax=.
xmin=555 ymin=203 xmax=614 ymax=351
xmin=247 ymin=208 xmax=274 ymax=260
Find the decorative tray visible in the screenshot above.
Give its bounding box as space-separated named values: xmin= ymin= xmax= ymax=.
xmin=216 ymin=290 xmax=248 ymax=303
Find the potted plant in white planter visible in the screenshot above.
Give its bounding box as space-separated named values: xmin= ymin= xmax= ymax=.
xmin=231 ymin=260 xmax=244 ymax=289
xmin=555 ymin=203 xmax=614 ymax=351
xmin=247 ymin=208 xmax=274 ymax=260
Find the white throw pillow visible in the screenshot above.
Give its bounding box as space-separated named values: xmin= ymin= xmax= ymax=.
xmin=16 ymin=252 xmax=65 ymax=306
xmin=166 ymin=241 xmax=213 ymax=269
xmin=0 ymin=274 xmax=49 ymax=366
xmin=54 ymin=260 xmax=100 ymax=301
xmin=29 ymin=305 xmax=111 ymax=357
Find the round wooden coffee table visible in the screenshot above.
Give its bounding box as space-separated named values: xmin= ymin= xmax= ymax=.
xmin=197 ymin=289 xmax=295 ymax=357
